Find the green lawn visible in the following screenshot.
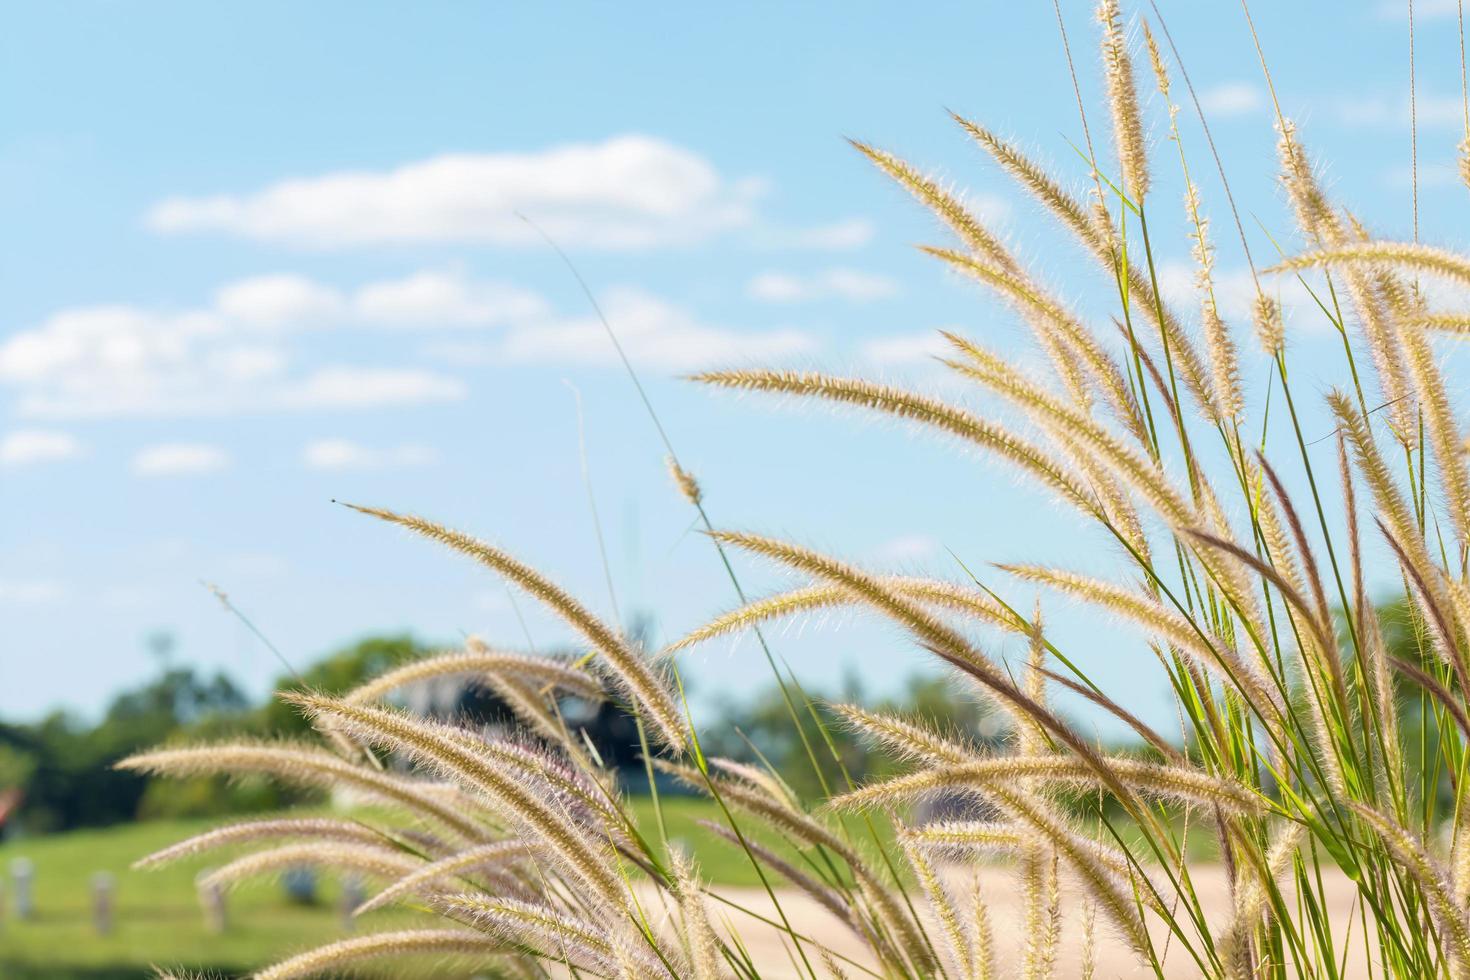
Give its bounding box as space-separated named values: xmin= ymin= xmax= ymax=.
xmin=0 ymin=795 xmax=1215 ymax=978
xmin=0 ymin=813 xmax=409 ymax=979
xmin=0 ymin=796 xmax=847 ymax=978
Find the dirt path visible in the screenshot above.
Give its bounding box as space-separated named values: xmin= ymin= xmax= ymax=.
xmin=662 ymin=864 xmax=1368 ymax=979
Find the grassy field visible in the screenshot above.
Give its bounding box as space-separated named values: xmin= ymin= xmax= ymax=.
xmin=0 ymin=796 xmax=795 ymax=979
xmin=0 ymin=797 xmax=1212 ymax=978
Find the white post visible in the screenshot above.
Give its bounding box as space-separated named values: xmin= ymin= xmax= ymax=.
xmin=339 ymin=874 xmax=365 ymax=931
xmin=196 ymin=871 xmax=227 ymax=934
xmin=10 ymin=857 xmax=33 ymax=921
xmin=91 ymin=871 xmax=114 ymax=936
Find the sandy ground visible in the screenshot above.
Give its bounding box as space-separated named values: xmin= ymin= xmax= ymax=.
xmin=659 ymin=864 xmax=1368 ymax=979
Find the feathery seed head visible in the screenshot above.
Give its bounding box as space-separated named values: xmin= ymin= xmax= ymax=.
xmin=1142 ymin=20 xmax=1169 ymax=100
xmin=253 ymin=930 xmax=505 ymax=980
xmin=345 ymin=643 xmax=603 ymax=706
xmin=1275 ymin=118 xmax=1335 ymax=241
xmin=1219 ymin=822 xmax=1304 ymax=979
xmin=833 ymin=702 xmax=983 ymax=767
xmin=1202 ymin=301 xmax=1243 ymax=419
xmin=833 ymin=755 xmax=1266 ymax=815
xmin=708 ymin=756 xmax=798 ymax=808
xmin=1002 ymin=563 xmax=1282 ymax=717
xmin=692 ymin=368 xmax=1099 ymax=515
xmin=990 ymin=782 xmax=1154 ymax=951
xmin=969 ymin=874 xmax=998 ymax=980
xmin=1097 ymin=0 xmax=1150 ymax=201
xmin=202 ymin=842 xmax=421 ymax=892
xmin=821 ymin=952 xmax=853 ymax=980
xmin=284 ymin=693 xmax=627 ymax=904
xmin=1252 ymin=293 xmax=1284 ymax=356
xmin=1021 ymin=845 xmax=1062 ymax=980
xmin=924 ymin=250 xmax=1143 ymax=433
xmin=665 ymin=456 xmax=703 ymax=506
xmin=1350 ymin=803 xmax=1470 ymax=973
xmin=942 ymin=340 xmax=1197 ymax=526
xmin=954 ymin=113 xmax=1106 ymax=248
xmin=341 ymin=503 xmax=686 ymax=752
xmin=118 ymin=741 xmax=487 ymax=841
xmin=668 ymin=849 xmax=723 ymax=980
xmin=900 ymin=820 xmax=1027 ymax=858
xmin=1090 ymin=196 xmax=1114 ymax=241
xmin=355 ymin=840 xmax=531 ymax=917
xmin=438 ymin=896 xmax=637 ymax=976
xmin=665 ymin=575 xmax=1016 ymax=659
xmin=901 ymin=832 xmax=974 ymax=977
xmin=702 ymin=531 xmax=1147 ymax=814
xmin=1186 ymin=183 xmax=1213 ymax=276
xmin=134 ymin=818 xmax=392 ymax=870
xmin=852 ymin=138 xmax=1017 ymax=269
xmin=1269 ymin=238 xmax=1470 ymax=293
xmin=695 ymin=819 xmax=855 ymax=926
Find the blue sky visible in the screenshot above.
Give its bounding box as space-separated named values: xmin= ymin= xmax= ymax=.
xmin=3 ymin=1 xmax=1466 ymax=734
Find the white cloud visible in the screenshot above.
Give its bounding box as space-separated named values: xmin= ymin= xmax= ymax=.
xmin=859 ymin=332 xmax=953 ymax=366
xmin=1158 ymin=262 xmax=1343 ymax=337
xmin=747 ymin=274 xmax=806 ymax=303
xmin=207 ymin=345 xmax=289 ymax=382
xmin=500 ymin=288 xmax=817 ymax=370
xmin=1197 ymin=82 xmax=1263 ymax=117
xmin=0 ymin=304 xmax=239 ymax=416
xmin=302 ymin=438 xmax=439 ymax=470
xmin=0 ymin=429 xmax=82 ymax=466
xmin=214 ymin=269 xmax=549 ymax=330
xmin=1334 ymin=90 xmax=1465 ymax=129
xmin=145 ymin=137 xmax=868 ymax=253
xmin=505 ymin=287 xmax=817 ymax=371
xmin=473 ymin=590 xmax=513 ymax=614
xmin=960 ymin=193 xmax=1011 ymax=226
xmin=214 ymin=274 xmax=345 ymax=327
xmin=145 ymin=136 xmax=766 ymax=250
xmin=1384 ymin=160 xmax=1462 ymax=188
xmin=1157 ymin=263 xmax=1261 ymax=322
xmin=873 ymin=534 xmax=940 ymax=563
xmin=1377 ymin=0 xmax=1459 ymax=18
xmin=0 ymin=302 xmax=467 ymax=415
xmin=132 ymin=443 xmax=231 ymax=476
xmin=280 ymin=366 xmax=466 ymax=410
xmin=0 ymin=270 xmax=814 ymax=415
xmin=435 ymin=287 xmax=818 ymax=372
xmin=0 ymin=305 xmax=224 ymax=382
xmin=1402 ymin=269 xmax=1470 ymax=312
xmin=761 ymin=218 xmax=877 ymax=250
xmin=353 ymin=270 xmax=548 ymax=326
xmin=0 ymin=580 xmax=65 ymax=605
xmin=220 ymin=551 xmax=291 ymax=578
xmin=0 ymin=271 xmax=515 ymax=417
xmin=99 ymin=584 xmax=157 ymax=611
xmin=747 ymin=268 xmax=898 ymax=303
